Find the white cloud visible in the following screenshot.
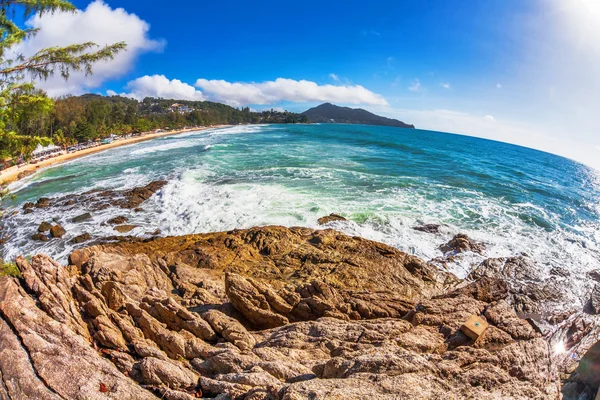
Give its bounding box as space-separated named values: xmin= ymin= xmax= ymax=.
xmin=194 ymin=78 xmax=388 ymax=106
xmin=408 ymin=79 xmax=422 ymax=92
xmin=119 ymin=75 xmax=204 ymax=100
xmin=484 ymin=115 xmax=496 ymax=122
xmin=440 ymin=82 xmax=451 ymax=89
xmin=11 ymin=0 xmax=164 ymax=96
xmin=496 ymin=83 xmax=502 ymax=89
xmin=106 ymin=90 xmax=118 ymax=96
xmin=329 ymin=73 xmax=340 ymax=81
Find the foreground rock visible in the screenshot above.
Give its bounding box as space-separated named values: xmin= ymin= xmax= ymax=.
xmin=0 ymin=226 xmax=562 ymax=399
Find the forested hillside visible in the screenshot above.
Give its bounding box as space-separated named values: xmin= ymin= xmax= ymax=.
xmin=1 ymin=94 xmax=308 ymax=161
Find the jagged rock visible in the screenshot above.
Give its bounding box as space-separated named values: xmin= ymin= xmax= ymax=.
xmin=0 ymin=277 xmax=156 ymax=399
xmin=71 ymin=232 xmax=91 ymax=244
xmin=225 ymin=273 xmax=293 ymax=329
xmin=107 ymin=215 xmax=129 ymax=225
xmin=317 ymin=213 xmax=347 ymax=225
xmin=202 ymin=309 xmax=256 ymax=351
xmin=37 ymin=221 xmax=52 ymax=232
xmin=439 ymin=233 xmax=485 ymax=254
xmin=590 ymin=285 xmax=600 ymax=315
xmin=139 ymin=357 xmax=199 ymax=389
xmin=22 ymin=201 xmax=35 ymax=210
xmin=0 ymin=227 xmax=568 ymax=399
xmin=72 ymin=212 xmax=93 ymax=223
xmin=28 ymin=181 xmax=167 ymax=212
xmin=413 ymin=224 xmax=443 ymax=234
xmin=50 ymin=224 xmax=66 ymax=238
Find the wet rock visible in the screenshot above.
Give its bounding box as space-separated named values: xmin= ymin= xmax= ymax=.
xmin=35 ymin=197 xmax=51 ymax=208
xmin=71 ymin=212 xmax=92 ymax=223
xmin=439 ymin=233 xmax=485 ymax=254
xmin=50 ymin=224 xmax=66 ymax=238
xmin=590 ymin=285 xmax=600 ymax=315
xmin=413 ymin=224 xmax=442 ymax=234
xmin=588 ymin=270 xmax=600 ymax=283
xmin=317 ymin=213 xmax=347 ymax=225
xmin=114 ymin=224 xmax=138 ymax=233
xmin=22 ymin=202 xmax=35 ymax=210
xmin=70 ymin=232 xmax=91 ymax=244
xmin=31 ymin=232 xmax=49 ymax=241
xmin=37 ymin=221 xmax=52 ymax=232
xmin=107 ymin=215 xmax=129 ymax=225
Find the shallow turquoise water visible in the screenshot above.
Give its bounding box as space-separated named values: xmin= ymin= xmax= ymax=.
xmin=2 ymin=124 xmax=600 ymax=299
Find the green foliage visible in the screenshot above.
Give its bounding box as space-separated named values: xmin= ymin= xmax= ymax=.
xmin=0 ymin=262 xmax=20 ymax=278
xmin=0 ymin=0 xmax=126 ymax=161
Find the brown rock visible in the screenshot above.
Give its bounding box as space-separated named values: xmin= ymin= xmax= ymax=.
xmin=70 ymin=232 xmax=91 ymax=244
xmin=317 ymin=213 xmax=347 ymax=225
xmin=114 ymin=224 xmax=138 ymax=233
xmin=440 ymin=233 xmax=485 ymax=254
xmin=37 ymin=221 xmax=52 ymax=232
xmin=49 ymin=224 xmax=66 ymax=238
xmin=31 ymin=232 xmax=49 ymax=241
xmin=107 ymin=215 xmax=129 ymax=225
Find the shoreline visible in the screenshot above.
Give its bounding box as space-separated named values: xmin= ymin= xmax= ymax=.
xmin=0 ymin=125 xmax=230 ymax=187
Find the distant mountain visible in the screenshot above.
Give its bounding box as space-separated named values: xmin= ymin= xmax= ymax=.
xmin=301 ymin=103 xmax=414 ymax=129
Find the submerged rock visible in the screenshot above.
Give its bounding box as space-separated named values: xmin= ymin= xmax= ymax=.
xmin=72 ymin=212 xmax=93 ymax=223
xmin=107 ymin=215 xmax=129 ymax=225
xmin=114 ymin=224 xmax=138 ymax=233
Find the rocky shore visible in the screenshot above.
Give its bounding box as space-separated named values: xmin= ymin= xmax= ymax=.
xmin=1 ymin=186 xmax=599 ymax=399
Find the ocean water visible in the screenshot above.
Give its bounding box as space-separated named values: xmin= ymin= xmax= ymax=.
xmin=2 ymin=124 xmax=600 ymax=305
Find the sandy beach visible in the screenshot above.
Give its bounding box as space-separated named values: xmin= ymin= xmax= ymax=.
xmin=0 ymin=125 xmax=228 ymax=186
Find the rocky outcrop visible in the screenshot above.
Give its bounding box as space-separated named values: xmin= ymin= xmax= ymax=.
xmin=0 ymin=227 xmax=564 ymax=398
xmin=317 ymin=214 xmax=346 ymax=225
xmin=439 ymin=233 xmax=485 ymax=254
xmin=22 ymin=180 xmax=167 ymax=214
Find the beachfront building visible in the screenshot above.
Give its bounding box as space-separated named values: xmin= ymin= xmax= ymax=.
xmin=31 ymin=144 xmax=63 ymax=160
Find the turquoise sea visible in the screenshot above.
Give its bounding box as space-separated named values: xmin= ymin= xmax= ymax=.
xmin=2 ymin=124 xmax=600 ymax=303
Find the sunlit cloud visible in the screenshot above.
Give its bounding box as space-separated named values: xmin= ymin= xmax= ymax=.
xmin=11 ymin=0 xmax=164 ymax=96
xmin=194 ymin=78 xmax=388 ymax=106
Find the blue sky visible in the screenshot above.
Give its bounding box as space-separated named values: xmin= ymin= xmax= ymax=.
xmin=14 ymin=0 xmax=600 ymax=168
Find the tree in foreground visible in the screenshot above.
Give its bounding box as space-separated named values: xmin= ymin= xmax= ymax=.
xmin=0 ymin=0 xmax=126 ymax=161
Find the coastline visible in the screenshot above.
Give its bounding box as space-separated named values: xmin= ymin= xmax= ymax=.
xmin=0 ymin=125 xmax=230 ymax=187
